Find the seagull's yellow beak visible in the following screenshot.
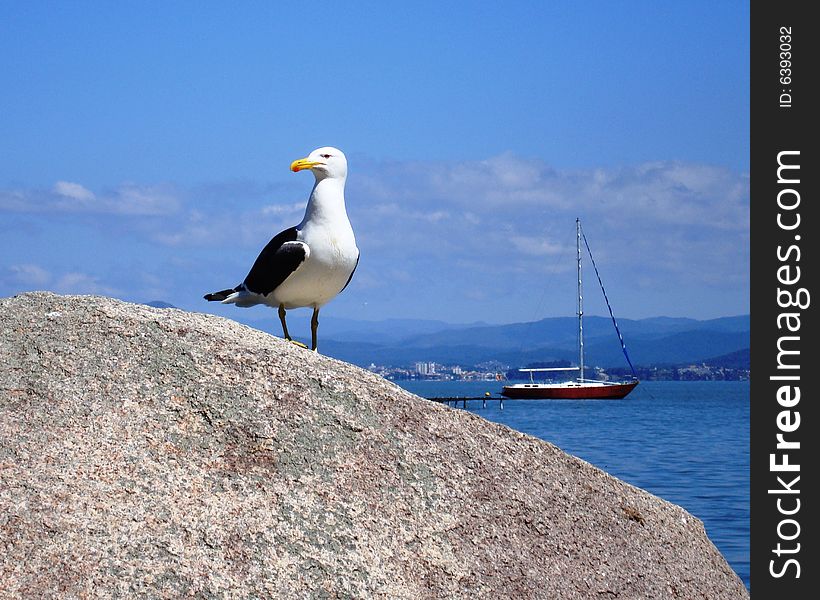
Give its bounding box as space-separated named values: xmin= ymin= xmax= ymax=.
xmin=290 ymin=158 xmax=323 ymax=172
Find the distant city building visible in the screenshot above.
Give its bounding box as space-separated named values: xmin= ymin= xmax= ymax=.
xmin=369 ymin=360 xmax=747 ymax=382
xmin=415 ymin=361 xmax=437 ymax=376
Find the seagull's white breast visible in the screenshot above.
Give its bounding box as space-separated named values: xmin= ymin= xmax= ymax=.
xmin=270 ymin=217 xmax=358 ymax=309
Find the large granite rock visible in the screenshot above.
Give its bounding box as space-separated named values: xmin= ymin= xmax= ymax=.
xmin=0 ymin=292 xmax=748 ymax=599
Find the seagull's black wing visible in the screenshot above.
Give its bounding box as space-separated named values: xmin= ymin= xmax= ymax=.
xmin=243 ymin=226 xmax=308 ymax=297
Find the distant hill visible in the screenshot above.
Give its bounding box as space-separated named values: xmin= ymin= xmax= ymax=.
xmin=182 ymin=299 xmax=750 ymax=372
xmin=144 ymin=300 xmax=178 ymax=309
xmin=396 ymin=315 xmax=750 ymax=351
xmin=700 ymin=348 xmax=750 ymax=370
xmin=207 ymin=311 xmax=485 ymax=346
xmin=310 ymin=314 xmax=749 ymax=371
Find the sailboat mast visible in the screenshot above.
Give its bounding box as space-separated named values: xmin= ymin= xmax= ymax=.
xmin=577 ymin=218 xmax=584 ymax=382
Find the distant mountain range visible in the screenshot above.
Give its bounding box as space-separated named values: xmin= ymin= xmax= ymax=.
xmin=312 ymin=315 xmax=750 ymax=370
xmin=147 ymin=300 xmax=749 ymax=372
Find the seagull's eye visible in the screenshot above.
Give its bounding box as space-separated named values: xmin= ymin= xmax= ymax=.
xmin=320 ymin=154 xmax=332 ymax=159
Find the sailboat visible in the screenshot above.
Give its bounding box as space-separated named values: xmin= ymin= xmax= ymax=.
xmin=501 ymin=219 xmax=639 ymax=400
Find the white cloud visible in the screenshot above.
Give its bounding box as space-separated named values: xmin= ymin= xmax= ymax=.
xmin=347 ymin=155 xmax=749 ymax=301
xmin=53 ymin=272 xmax=119 ymax=296
xmin=149 ymin=201 xmax=308 ymax=249
xmin=54 ymin=181 xmax=95 ymax=201
xmin=110 ymin=183 xmax=180 ymax=215
xmin=260 ymin=201 xmax=305 ymax=216
xmin=0 ymin=189 xmax=33 ymax=212
xmin=2 ymin=264 xmax=119 ymax=297
xmin=0 ymin=182 xmax=180 ymax=216
xmin=0 ymin=154 xmax=749 ymax=320
xmin=509 ymin=235 xmax=568 ymax=257
xmin=8 ymin=264 xmax=51 ymax=286
xmin=354 ymin=157 xmax=748 ymax=232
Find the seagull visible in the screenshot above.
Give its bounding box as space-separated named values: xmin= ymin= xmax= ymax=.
xmin=205 ymin=146 xmax=359 ymax=352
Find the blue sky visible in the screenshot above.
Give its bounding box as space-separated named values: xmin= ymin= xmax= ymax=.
xmin=1 ymin=2 xmax=749 ymax=324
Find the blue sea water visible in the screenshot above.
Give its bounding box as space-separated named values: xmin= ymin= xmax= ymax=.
xmin=396 ymin=379 xmax=750 ymax=590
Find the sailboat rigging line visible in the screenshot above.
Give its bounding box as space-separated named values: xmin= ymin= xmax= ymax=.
xmin=580 ymin=227 xmax=638 ymax=378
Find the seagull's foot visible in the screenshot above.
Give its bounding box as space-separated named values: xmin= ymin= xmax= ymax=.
xmin=288 ymin=339 xmax=309 ymax=349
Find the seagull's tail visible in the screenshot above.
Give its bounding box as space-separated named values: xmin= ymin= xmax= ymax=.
xmin=204 ymin=285 xmax=260 ymax=307
xmin=204 ymin=288 xmax=237 ymax=302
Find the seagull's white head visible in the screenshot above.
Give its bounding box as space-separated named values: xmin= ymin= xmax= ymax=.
xmin=290 ymin=147 xmax=347 ymax=181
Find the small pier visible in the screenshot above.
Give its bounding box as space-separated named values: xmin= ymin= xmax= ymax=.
xmin=426 ymin=394 xmax=505 ymax=410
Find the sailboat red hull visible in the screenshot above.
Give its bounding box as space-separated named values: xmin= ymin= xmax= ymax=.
xmin=501 ymin=380 xmax=638 ymax=400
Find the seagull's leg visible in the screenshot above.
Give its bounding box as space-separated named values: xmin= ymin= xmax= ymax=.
xmin=278 ymin=304 xmax=291 ymax=340
xmin=311 ymin=307 xmax=320 ymax=352
xmin=279 ymin=303 xmax=308 ymax=349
